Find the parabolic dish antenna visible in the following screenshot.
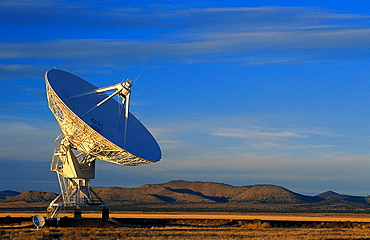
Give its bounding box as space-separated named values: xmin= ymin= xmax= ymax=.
xmin=45 ymin=69 xmax=161 ymax=164
xmin=32 ymin=215 xmax=45 ymax=229
xmin=45 ymin=69 xmax=161 ymax=218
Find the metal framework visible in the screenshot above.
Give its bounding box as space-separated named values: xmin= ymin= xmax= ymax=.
xmin=47 ymin=134 xmax=104 ymax=219
xmin=44 ymin=71 xmax=160 ymax=218
xmin=45 ymin=75 xmax=153 ymax=219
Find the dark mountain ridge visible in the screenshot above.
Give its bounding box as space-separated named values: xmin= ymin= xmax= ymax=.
xmin=316 ymin=190 xmax=369 ymax=204
xmin=0 ymin=190 xmax=20 ymax=199
xmin=1 ymin=180 xmax=369 ymax=212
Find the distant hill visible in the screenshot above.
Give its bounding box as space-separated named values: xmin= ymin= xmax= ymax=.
xmin=94 ymin=180 xmax=322 ymax=205
xmin=0 ymin=190 xmax=58 ymax=208
xmin=0 ymin=190 xmax=20 ymax=199
xmin=316 ymin=190 xmax=370 ymax=204
xmin=1 ymin=180 xmax=370 ymax=212
xmin=3 ymin=191 xmax=58 ymax=203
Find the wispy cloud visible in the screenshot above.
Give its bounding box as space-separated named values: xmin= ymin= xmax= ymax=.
xmin=1 ymin=6 xmax=369 ymax=73
xmin=212 ymin=127 xmax=307 ymax=139
xmin=3 ymin=3 xmax=367 ymax=30
xmin=0 ymin=116 xmax=59 ymax=161
xmin=145 ymin=113 xmax=365 ymax=161
xmin=0 ymin=64 xmax=50 ymax=80
xmin=1 ymin=26 xmax=369 ymax=62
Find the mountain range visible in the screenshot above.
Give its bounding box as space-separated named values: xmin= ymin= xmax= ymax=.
xmin=1 ymin=180 xmax=370 ymax=212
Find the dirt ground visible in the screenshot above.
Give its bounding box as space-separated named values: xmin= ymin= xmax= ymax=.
xmin=2 ymin=212 xmax=370 ymax=239
xmin=3 ymin=211 xmax=370 ymax=222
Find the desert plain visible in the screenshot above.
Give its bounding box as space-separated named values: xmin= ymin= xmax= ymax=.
xmin=4 ymin=181 xmax=370 ymax=238
xmin=2 ymin=211 xmax=370 ymax=239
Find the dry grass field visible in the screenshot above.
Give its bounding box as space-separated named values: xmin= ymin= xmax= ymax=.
xmin=3 ymin=225 xmax=370 ymax=240
xmin=2 ymin=212 xmax=370 ymax=239
xmin=4 ymin=211 xmax=370 ymax=222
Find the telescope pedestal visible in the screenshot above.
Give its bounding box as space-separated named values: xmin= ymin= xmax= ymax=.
xmin=47 ymin=136 xmax=105 ymax=219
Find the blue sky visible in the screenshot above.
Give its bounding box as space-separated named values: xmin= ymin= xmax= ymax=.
xmin=0 ymin=0 xmax=369 ymax=196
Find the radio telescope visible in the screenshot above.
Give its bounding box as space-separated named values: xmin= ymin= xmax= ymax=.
xmin=32 ymin=215 xmax=45 ymax=229
xmin=45 ymin=69 xmax=161 ymax=218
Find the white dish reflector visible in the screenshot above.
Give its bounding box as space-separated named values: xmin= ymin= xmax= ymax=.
xmin=32 ymin=215 xmax=45 ymax=228
xmin=45 ymin=69 xmax=161 ymax=165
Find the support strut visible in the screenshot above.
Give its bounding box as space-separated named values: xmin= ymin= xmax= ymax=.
xmin=47 ymin=135 xmax=105 ymax=219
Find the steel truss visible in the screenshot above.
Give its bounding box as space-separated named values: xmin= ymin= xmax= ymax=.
xmin=47 ymin=135 xmax=105 ymax=219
